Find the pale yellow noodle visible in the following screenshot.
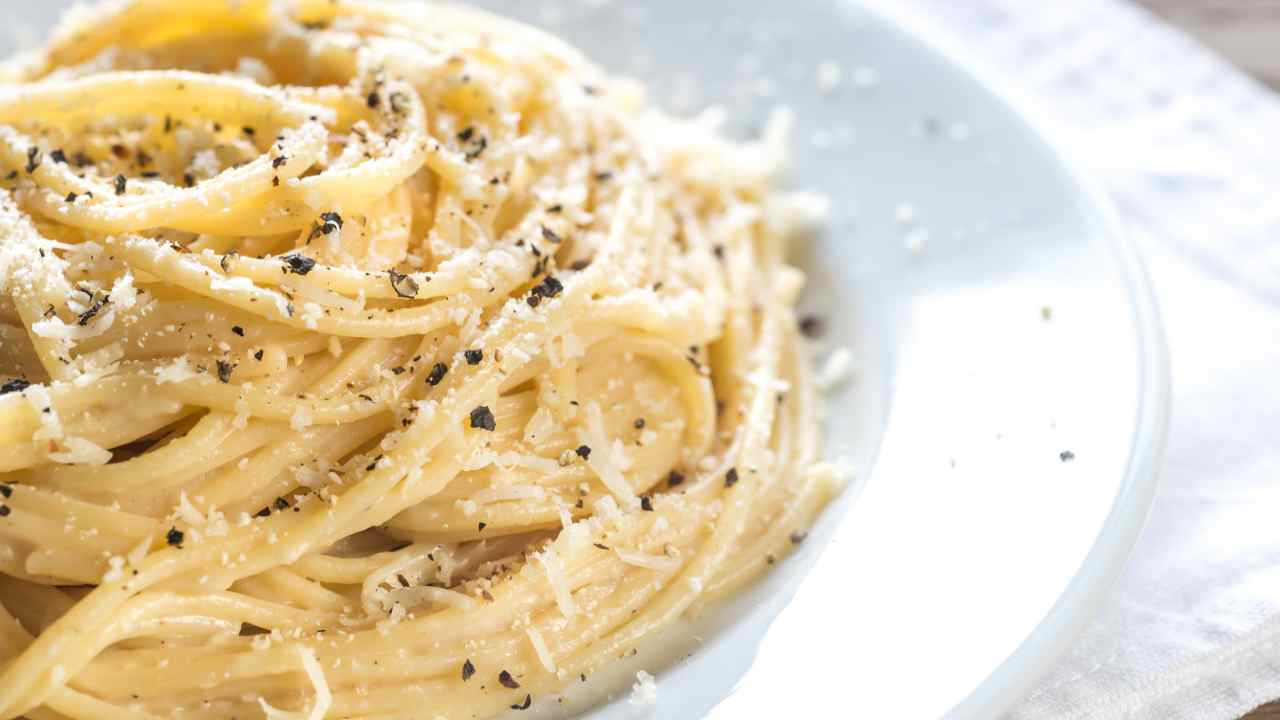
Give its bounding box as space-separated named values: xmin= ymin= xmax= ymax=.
xmin=0 ymin=1 xmax=843 ymax=718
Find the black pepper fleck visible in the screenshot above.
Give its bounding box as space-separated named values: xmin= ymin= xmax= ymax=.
xmin=464 ymin=136 xmax=488 ymax=161
xmin=166 ymin=527 xmax=184 ymax=547
xmin=216 ymin=360 xmax=235 ymax=384
xmin=114 ymin=175 xmax=127 ymax=195
xmin=77 ymin=294 xmax=108 ymax=326
xmin=464 ymin=349 xmax=483 ymax=365
xmin=426 ymin=363 xmax=448 ymax=386
xmin=539 ymin=276 xmax=563 ymax=297
xmin=1 ymin=379 xmax=30 ymax=396
xmin=388 ymin=269 xmax=418 ymax=299
xmin=470 ymin=405 xmax=496 ymax=431
xmin=498 ymin=671 xmax=520 ymax=689
xmin=282 ymin=254 xmax=316 ymax=275
xmin=461 ymin=659 xmax=475 ymax=681
xmin=1060 ymin=450 xmax=1075 ymax=463
xmin=798 ymin=315 xmax=825 ymax=339
xmin=527 ymin=275 xmax=563 ymax=307
xmin=667 ymin=470 xmax=684 ymax=488
xmin=640 ymin=496 xmax=654 ymax=512
xmin=575 ymin=445 xmax=591 ymax=460
xmin=725 ymin=467 xmax=739 ymax=488
xmin=510 ymin=695 xmax=531 ymax=711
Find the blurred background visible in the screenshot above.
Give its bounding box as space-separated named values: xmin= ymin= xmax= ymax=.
xmin=1130 ymin=6 xmax=1277 ymax=718
xmin=1133 ymin=0 xmax=1279 ymax=90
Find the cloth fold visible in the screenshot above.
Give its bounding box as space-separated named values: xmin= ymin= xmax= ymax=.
xmin=896 ymin=1 xmax=1280 ymax=718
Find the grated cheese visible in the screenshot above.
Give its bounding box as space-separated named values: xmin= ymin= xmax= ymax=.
xmin=290 ymin=405 xmax=313 ymax=431
xmin=614 ymin=548 xmax=681 ymax=573
xmin=817 ymin=348 xmax=854 ymax=390
xmin=535 ymin=546 xmax=578 ymax=619
xmin=155 ymin=357 xmax=201 ymax=385
xmin=525 ymin=626 xmax=557 ymax=674
xmin=176 ymin=492 xmax=207 ymax=526
xmin=630 ymin=670 xmax=657 ymax=706
xmin=580 ymin=402 xmax=639 ymax=509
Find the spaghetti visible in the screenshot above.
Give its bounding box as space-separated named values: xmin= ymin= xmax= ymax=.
xmin=0 ymin=1 xmax=843 ymax=717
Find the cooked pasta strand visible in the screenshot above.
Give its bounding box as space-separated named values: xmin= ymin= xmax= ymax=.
xmin=0 ymin=2 xmax=838 ymax=718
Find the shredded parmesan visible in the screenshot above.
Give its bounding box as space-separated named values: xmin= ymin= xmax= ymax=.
xmin=817 ymin=348 xmax=854 ymax=390
xmin=535 ymin=546 xmax=578 ymax=619
xmin=526 ymin=626 xmax=557 ymax=674
xmin=615 ymin=548 xmax=682 ymax=573
xmin=176 ymin=492 xmax=207 ymax=526
xmin=580 ymin=402 xmax=639 ymax=509
xmin=155 ymin=357 xmax=201 ymax=385
xmin=630 ymin=670 xmax=658 ymax=706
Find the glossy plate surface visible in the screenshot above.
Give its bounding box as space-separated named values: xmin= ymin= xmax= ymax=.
xmin=4 ymin=2 xmax=1169 ymax=718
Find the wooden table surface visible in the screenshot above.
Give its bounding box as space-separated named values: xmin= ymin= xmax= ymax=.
xmin=1117 ymin=3 xmax=1280 ymax=718
xmin=1134 ymin=0 xmax=1280 ymax=90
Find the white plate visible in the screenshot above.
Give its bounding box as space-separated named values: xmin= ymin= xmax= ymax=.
xmin=2 ymin=2 xmax=1170 ymax=718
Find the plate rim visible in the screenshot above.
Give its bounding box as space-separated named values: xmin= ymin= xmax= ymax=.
xmin=853 ymin=1 xmax=1173 ymax=716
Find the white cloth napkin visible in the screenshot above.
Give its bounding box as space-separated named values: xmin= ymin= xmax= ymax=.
xmin=894 ymin=0 xmax=1280 ymax=718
